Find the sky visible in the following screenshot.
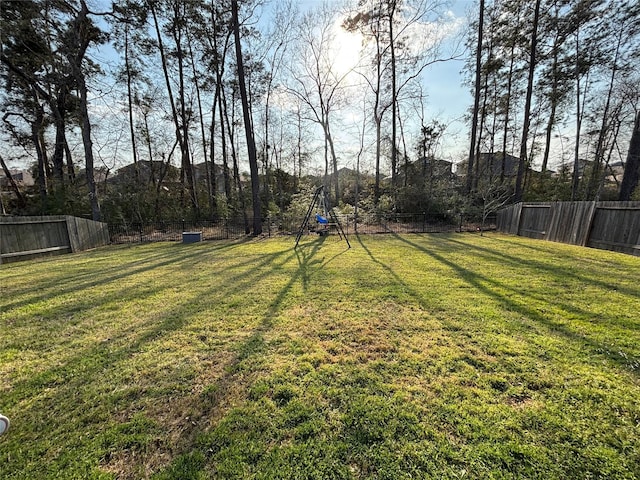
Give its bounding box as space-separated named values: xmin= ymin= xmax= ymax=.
xmin=333 ymin=0 xmax=473 ymax=162
xmin=407 ymin=0 xmax=474 ymax=162
xmin=290 ymin=0 xmax=475 ymax=169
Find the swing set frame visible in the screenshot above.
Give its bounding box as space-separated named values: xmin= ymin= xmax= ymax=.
xmin=294 ymin=185 xmax=351 ymax=249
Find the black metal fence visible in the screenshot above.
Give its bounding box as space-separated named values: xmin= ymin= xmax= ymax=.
xmin=108 ymin=213 xmax=496 ymax=244
xmin=108 ymin=218 xmax=249 ymax=243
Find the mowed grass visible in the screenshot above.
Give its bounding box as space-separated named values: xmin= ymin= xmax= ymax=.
xmin=1 ymin=233 xmax=639 ymax=479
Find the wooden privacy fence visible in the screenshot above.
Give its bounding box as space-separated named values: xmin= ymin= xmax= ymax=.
xmin=497 ymin=201 xmax=640 ymax=256
xmin=0 ymin=215 xmax=110 ymax=264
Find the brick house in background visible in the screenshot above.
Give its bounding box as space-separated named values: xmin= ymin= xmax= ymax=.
xmin=0 ymin=169 xmax=34 ymax=189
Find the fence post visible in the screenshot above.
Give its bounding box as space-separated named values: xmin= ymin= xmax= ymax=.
xmin=514 ymin=203 xmax=524 ymax=235
xmin=422 ymin=212 xmax=426 ymax=233
xmin=581 ymin=201 xmax=598 ymax=247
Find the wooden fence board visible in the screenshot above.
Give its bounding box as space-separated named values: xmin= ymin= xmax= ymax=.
xmin=546 ymin=202 xmax=564 ymax=242
xmin=497 ymin=201 xmax=640 ymax=256
xmin=518 ymin=203 xmax=550 ymax=239
xmin=497 ymin=203 xmax=522 ymax=235
xmin=588 ymin=206 xmax=640 ymax=256
xmin=1 ymin=216 xmax=109 ymax=263
xmin=568 ymin=202 xmax=596 ymax=246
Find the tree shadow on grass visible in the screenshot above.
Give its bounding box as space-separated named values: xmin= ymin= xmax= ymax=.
xmin=0 ymin=238 xmax=255 ymax=313
xmin=3 ymin=240 xmax=295 ymax=397
xmin=441 ymin=235 xmax=640 ymax=299
xmin=148 ymin=236 xmax=335 ymax=476
xmin=426 ymin=236 xmax=640 ymax=334
xmin=388 ymin=233 xmax=640 ymax=376
xmin=2 ymin=233 xmax=344 ymax=478
xmin=1 ymin=239 xmax=321 ymax=477
xmin=293 ymin=236 xmax=349 ymax=292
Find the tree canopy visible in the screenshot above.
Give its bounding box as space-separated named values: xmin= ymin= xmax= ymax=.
xmin=1 ymin=0 xmax=638 ymax=224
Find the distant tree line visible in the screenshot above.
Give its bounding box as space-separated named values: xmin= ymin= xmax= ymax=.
xmin=1 ymin=0 xmax=639 ymax=229
xmin=465 ymin=0 xmax=640 ymax=203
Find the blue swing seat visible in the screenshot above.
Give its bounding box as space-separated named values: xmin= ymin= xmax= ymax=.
xmin=315 ymin=213 xmax=329 ymax=224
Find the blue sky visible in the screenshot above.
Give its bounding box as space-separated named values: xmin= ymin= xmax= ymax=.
xmin=419 ymin=0 xmax=474 ymax=162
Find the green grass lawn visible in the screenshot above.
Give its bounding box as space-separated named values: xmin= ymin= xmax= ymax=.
xmin=1 ymin=233 xmax=639 ymax=479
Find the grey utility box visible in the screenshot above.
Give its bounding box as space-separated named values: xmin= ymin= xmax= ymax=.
xmin=182 ymin=231 xmax=202 ymax=244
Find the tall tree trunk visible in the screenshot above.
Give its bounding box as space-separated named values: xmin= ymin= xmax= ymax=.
xmin=65 ymin=140 xmax=75 ymax=180
xmin=124 ymin=22 xmax=139 ymax=184
xmin=172 ymin=2 xmax=198 ymax=218
xmin=188 ymin=37 xmax=216 ymax=219
xmin=210 ymin=84 xmax=219 ymax=203
xmin=466 ymin=0 xmax=484 ymax=194
xmin=51 ymin=86 xmax=68 ymax=187
xmin=501 ymin=41 xmax=516 ymax=184
xmin=232 ymin=0 xmax=262 ymax=235
xmin=587 ymin=24 xmax=623 ymax=199
xmin=389 ymin=0 xmax=397 ymax=191
xmin=78 ymin=74 xmax=100 ymax=220
xmin=398 ymin=109 xmax=409 ymax=189
xmin=227 ymin=94 xmax=249 ymax=232
xmin=571 ymin=24 xmax=590 ymax=201
xmin=326 ymin=122 xmax=339 ymax=204
xmin=264 ymin=90 xmax=272 ymax=213
xmin=372 ymin=13 xmax=383 ymax=206
xmin=296 ymin=105 xmax=302 ymax=188
xmin=619 ymin=110 xmax=640 ymax=200
xmin=355 ymin=97 xmax=367 ymax=223
xmin=323 ymin=122 xmax=329 ymax=187
xmin=210 ymin=10 xmax=233 ymax=206
xmin=226 ymin=88 xmax=243 ymax=211
xmin=514 ymin=0 xmax=541 ymax=202
xmin=489 ymin=72 xmax=498 ymax=166
xmin=150 ymin=1 xmax=197 ymax=217
xmin=474 ymin=59 xmax=490 ymax=190
xmin=71 ymin=1 xmax=100 ymax=221
xmin=31 ymin=104 xmax=48 ymax=210
xmin=541 ymin=31 xmax=560 ymax=174
xmin=374 ymin=115 xmax=382 ymax=205
xmin=219 ymin=86 xmax=232 ymax=201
